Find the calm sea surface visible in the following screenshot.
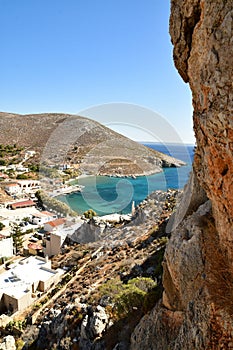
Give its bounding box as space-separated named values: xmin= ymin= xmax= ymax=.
xmin=58 ymin=143 xmax=194 ymax=215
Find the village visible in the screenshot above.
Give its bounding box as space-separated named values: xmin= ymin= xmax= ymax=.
xmin=0 ymin=160 xmax=83 ymax=318
xmin=0 ymin=147 xmax=133 ymax=321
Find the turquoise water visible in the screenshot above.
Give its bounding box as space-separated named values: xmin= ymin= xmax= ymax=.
xmin=58 ymin=143 xmax=194 ymax=215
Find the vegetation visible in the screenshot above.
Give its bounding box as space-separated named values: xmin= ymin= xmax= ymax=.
xmin=39 ymin=166 xmax=61 ymax=179
xmin=35 ymin=190 xmax=78 ymax=217
xmin=0 ymin=144 xmax=24 ymax=166
xmin=5 ymin=319 xmax=27 ymax=332
xmin=84 ymin=209 xmax=97 ymax=219
xmin=10 ymin=223 xmax=24 ymax=253
xmin=99 ymin=277 xmax=158 ymax=320
xmin=0 ymin=222 xmax=5 ymax=231
xmin=16 ymin=173 xmax=28 ymax=179
xmin=28 ymin=163 xmax=40 ymax=173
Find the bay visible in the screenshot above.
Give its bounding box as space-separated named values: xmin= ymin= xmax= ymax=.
xmin=57 ymin=143 xmax=194 ymax=215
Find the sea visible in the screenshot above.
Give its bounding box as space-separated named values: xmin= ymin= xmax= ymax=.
xmin=58 ymin=143 xmax=194 ymax=216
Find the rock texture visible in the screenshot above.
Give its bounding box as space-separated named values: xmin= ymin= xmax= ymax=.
xmin=0 ymin=112 xmax=184 ymax=176
xmin=130 ymin=0 xmax=233 ymax=349
xmin=171 ymin=0 xmax=233 ymax=263
xmin=0 ymin=336 xmax=16 ymax=350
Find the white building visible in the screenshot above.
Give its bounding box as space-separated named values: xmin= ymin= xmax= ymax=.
xmin=17 ymin=180 xmax=40 ymax=193
xmin=0 ymin=236 xmax=13 ymax=258
xmin=16 ymin=166 xmax=29 ymax=173
xmin=0 ymin=256 xmax=63 ymax=314
xmin=4 ymin=183 xmax=20 ymax=196
xmin=44 ymin=218 xmax=66 ymax=233
xmin=31 ymin=211 xmax=57 ymax=226
xmin=44 ymin=220 xmax=83 ymax=257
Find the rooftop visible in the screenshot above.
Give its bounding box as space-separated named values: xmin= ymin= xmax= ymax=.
xmin=32 ymin=211 xmax=55 ymax=218
xmin=0 ymin=256 xmax=57 ymax=299
xmin=46 ymin=218 xmax=66 ymax=228
xmin=11 ymin=200 xmax=35 ymax=209
xmin=28 ymin=242 xmax=43 ymax=250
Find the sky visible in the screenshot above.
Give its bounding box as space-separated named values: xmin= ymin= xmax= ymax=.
xmin=0 ymin=0 xmax=195 ymax=144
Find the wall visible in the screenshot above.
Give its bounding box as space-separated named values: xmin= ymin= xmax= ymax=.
xmin=0 ymin=237 xmax=14 ymax=258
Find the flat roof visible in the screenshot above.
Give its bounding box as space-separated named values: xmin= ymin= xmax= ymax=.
xmin=0 ymin=256 xmax=57 ymax=299
xmin=0 ymin=207 xmax=40 ymax=222
xmin=32 ymin=211 xmax=55 ymax=218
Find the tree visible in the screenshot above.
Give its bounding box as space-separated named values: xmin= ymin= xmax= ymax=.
xmin=11 ymin=223 xmax=24 ymax=254
xmin=0 ymin=222 xmax=5 ymax=231
xmin=16 ymin=174 xmax=28 ymax=180
xmin=84 ymin=209 xmax=97 ymax=219
xmin=0 ymin=159 xmax=6 ymax=166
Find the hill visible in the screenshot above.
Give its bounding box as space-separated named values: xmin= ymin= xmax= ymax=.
xmin=0 ymin=112 xmax=185 ymax=176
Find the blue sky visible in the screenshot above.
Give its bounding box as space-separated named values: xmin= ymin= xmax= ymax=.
xmin=0 ymin=0 xmax=194 ymax=143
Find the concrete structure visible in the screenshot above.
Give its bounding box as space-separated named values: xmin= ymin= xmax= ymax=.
xmin=43 ymin=230 xmax=67 ymax=257
xmin=17 ymin=180 xmax=40 ymax=193
xmin=4 ymin=184 xmax=20 ymax=196
xmin=25 ymin=150 xmax=36 ymax=158
xmin=31 ymin=211 xmax=57 ymax=226
xmin=0 ymin=256 xmax=63 ymax=315
xmin=0 ymin=236 xmax=13 ymax=258
xmin=8 ymin=200 xmax=35 ymax=210
xmin=16 ymin=166 xmax=29 ymax=173
xmin=58 ymin=164 xmax=71 ymax=171
xmin=28 ymin=242 xmax=43 ymax=256
xmin=44 ymin=220 xmax=83 ymax=257
xmin=44 ymin=218 xmax=66 ymax=232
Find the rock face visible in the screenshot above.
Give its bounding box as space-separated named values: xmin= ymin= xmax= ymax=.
xmin=170 ymin=0 xmax=233 ymax=263
xmin=0 ymin=336 xmax=16 ymax=350
xmin=130 ymin=1 xmax=233 ymax=349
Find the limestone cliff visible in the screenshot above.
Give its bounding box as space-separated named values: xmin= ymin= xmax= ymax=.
xmin=131 ymin=1 xmax=233 ymax=348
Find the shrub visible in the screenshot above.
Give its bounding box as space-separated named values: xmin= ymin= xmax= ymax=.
xmin=35 ymin=190 xmax=78 ymax=217
xmin=84 ymin=209 xmax=97 ymax=219
xmin=0 ymin=222 xmax=5 ymax=231
xmin=99 ymin=277 xmax=157 ymax=320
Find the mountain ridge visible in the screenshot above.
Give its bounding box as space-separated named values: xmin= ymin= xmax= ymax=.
xmin=0 ymin=112 xmax=185 ymax=176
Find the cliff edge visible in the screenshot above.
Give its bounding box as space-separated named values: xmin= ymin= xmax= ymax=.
xmin=131 ymin=1 xmax=233 ymax=348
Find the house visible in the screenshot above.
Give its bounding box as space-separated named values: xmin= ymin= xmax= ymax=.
xmin=0 ymin=256 xmax=63 ymax=315
xmin=4 ymin=183 xmax=20 ymax=196
xmin=0 ymin=236 xmax=13 ymax=258
xmin=43 ymin=219 xmax=83 ymax=257
xmin=58 ymin=164 xmax=71 ymax=171
xmin=43 ymin=230 xmax=67 ymax=257
xmin=31 ymin=211 xmax=57 ymax=226
xmin=17 ymin=180 xmax=40 ymax=193
xmin=8 ymin=199 xmax=35 ymax=210
xmin=27 ymin=242 xmax=43 ymax=256
xmin=6 ymin=165 xmax=16 ymax=171
xmin=44 ymin=218 xmax=66 ymax=232
xmin=25 ymin=150 xmax=36 ymax=158
xmin=16 ymin=166 xmax=29 ymax=173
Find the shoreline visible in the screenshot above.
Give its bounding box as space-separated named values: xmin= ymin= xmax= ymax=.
xmin=73 ymin=165 xmax=189 ymax=181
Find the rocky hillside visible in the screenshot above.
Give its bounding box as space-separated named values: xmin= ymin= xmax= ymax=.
xmin=130 ymin=1 xmax=233 ymax=349
xmin=0 ymin=112 xmax=184 ymax=176
xmin=1 ymin=190 xmax=180 ymax=350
